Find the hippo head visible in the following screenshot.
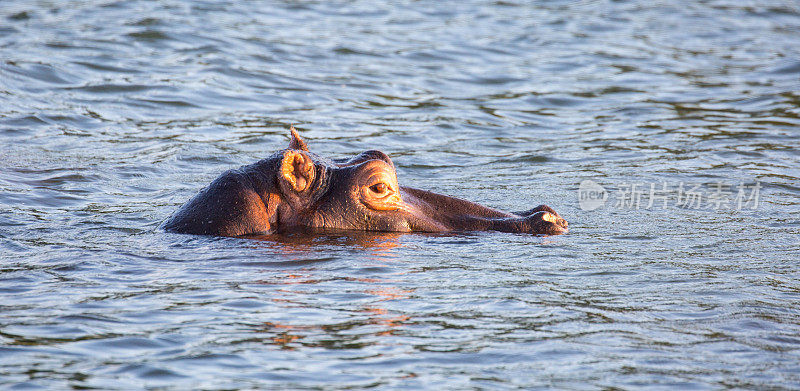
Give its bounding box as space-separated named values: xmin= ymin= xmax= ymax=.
xmin=162 ymin=129 xmax=568 ymax=237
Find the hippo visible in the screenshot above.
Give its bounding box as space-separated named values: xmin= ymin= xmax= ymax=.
xmin=161 ymin=129 xmax=568 ymax=237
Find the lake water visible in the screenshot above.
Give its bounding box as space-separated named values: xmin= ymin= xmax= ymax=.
xmin=1 ymin=0 xmax=799 ymax=389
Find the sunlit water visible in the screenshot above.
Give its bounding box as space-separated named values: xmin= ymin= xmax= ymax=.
xmin=2 ymin=0 xmax=799 ymax=389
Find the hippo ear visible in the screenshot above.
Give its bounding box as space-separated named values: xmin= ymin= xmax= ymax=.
xmin=279 ymin=150 xmax=316 ymax=193
xmin=288 ymin=126 xmax=309 ymax=151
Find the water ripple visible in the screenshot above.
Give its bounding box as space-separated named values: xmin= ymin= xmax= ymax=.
xmin=1 ymin=0 xmax=800 ymax=389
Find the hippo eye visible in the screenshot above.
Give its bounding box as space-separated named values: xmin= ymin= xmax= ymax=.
xmin=370 ymin=183 xmax=389 ymax=194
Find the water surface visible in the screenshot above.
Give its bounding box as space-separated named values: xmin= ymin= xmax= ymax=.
xmin=1 ymin=0 xmax=799 ymax=389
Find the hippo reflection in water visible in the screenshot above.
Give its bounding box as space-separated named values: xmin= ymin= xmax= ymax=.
xmin=162 ymin=129 xmax=568 ymax=237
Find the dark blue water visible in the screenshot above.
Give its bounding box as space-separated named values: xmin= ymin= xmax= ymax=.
xmin=1 ymin=0 xmax=799 ymax=389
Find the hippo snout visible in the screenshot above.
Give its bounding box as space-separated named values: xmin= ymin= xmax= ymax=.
xmin=526 ymin=211 xmax=569 ymax=235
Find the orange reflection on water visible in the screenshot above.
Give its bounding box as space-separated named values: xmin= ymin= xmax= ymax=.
xmin=365 ymin=286 xmax=413 ymax=301
xmin=257 ymin=304 xmax=411 ymax=349
xmin=240 ymin=231 xmax=414 ymax=349
xmin=245 ymin=230 xmax=405 ymax=260
xmin=361 ymin=307 xmax=410 ymax=336
xmin=253 ymin=275 xmax=413 ymax=348
xmin=259 ymin=321 xmax=315 ymax=350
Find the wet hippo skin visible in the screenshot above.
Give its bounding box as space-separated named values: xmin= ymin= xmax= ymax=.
xmin=161 ymin=129 xmax=568 ymax=237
